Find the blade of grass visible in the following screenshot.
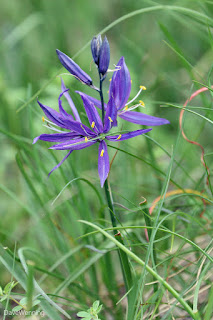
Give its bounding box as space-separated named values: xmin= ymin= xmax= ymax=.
xmin=18 ymin=247 xmax=71 ymax=319
xmin=163 ymin=103 xmax=213 ymax=125
xmin=0 ymin=245 xmax=63 ymax=320
xmin=54 ymin=241 xmax=115 ymax=295
xmin=204 ymin=285 xmax=213 ymax=320
xmin=79 ymin=225 xmax=213 ymax=264
xmin=79 ymin=220 xmax=201 ymax=320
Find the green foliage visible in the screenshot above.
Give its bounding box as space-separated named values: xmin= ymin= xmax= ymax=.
xmin=77 ymin=300 xmax=103 ymax=320
xmin=0 ymin=280 xmax=40 ymax=312
xmin=0 ymin=0 xmax=212 ymax=319
xmin=0 ymin=281 xmax=18 ymax=302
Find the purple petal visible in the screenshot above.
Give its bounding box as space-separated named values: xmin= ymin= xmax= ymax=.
xmin=76 ymin=91 xmax=103 ymax=134
xmin=33 ymin=132 xmax=80 ymax=144
xmin=98 ymin=140 xmax=110 ymax=188
xmin=61 ymin=78 xmax=81 ymax=122
xmin=109 ymin=57 xmax=131 ymax=110
xmin=106 ymin=128 xmax=152 ymax=141
xmin=37 ymin=100 xmax=69 ymax=129
xmin=50 ymin=137 xmax=97 ymax=150
xmin=58 ymin=90 xmax=74 ymax=119
xmin=60 ymin=118 xmax=96 ymax=137
xmin=75 ymin=92 xmax=107 ymax=110
xmin=56 ymin=49 xmax=93 ymax=86
xmin=103 ymin=96 xmax=117 ymax=133
xmin=119 ymin=110 xmax=170 ymax=126
xmin=98 ymin=36 xmax=110 ymax=75
xmin=48 ymin=151 xmax=72 ymax=177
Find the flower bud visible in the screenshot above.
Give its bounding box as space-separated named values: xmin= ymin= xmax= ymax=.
xmin=91 ymin=35 xmax=102 ymax=65
xmin=98 ymin=36 xmax=110 ymax=76
xmin=56 ymin=49 xmax=93 ymax=86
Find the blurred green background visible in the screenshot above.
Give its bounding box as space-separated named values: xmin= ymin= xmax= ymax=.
xmin=0 ymin=0 xmax=212 ymax=318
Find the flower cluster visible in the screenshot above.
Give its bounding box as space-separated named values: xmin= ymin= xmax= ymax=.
xmin=34 ymin=35 xmax=169 ymax=187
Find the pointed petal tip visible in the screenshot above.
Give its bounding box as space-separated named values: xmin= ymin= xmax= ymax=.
xmin=37 ymin=99 xmax=42 ymax=107
xmin=33 ymin=137 xmax=39 ymax=144
xmin=47 ymin=171 xmax=52 ymax=178
xmin=100 ymin=180 xmax=105 ymax=188
xmin=164 ymin=119 xmax=170 ymax=124
xmin=60 ymin=77 xmax=65 ymax=88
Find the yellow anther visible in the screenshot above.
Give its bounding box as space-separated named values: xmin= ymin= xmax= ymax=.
xmin=117 ymin=134 xmax=122 ymax=140
xmin=42 ymin=116 xmax=45 ymax=122
xmin=107 ymin=90 xmax=109 ymax=94
xmin=108 ymin=116 xmax=113 ymax=123
xmin=100 ymin=149 xmax=104 ymax=157
xmin=124 ymin=106 xmax=128 ymax=111
xmin=140 ymin=85 xmax=146 ymax=90
xmin=91 ymin=121 xmax=95 ymax=128
xmin=85 ymin=137 xmax=89 ymax=142
xmin=139 ymin=100 xmax=145 ymax=106
xmin=109 ymin=78 xmax=112 ymax=82
xmin=131 ymin=80 xmax=133 ymax=84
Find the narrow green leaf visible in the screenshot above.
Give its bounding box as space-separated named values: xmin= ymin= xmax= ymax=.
xmin=79 ymin=220 xmax=202 ymax=320
xmin=204 ymin=285 xmax=213 ymax=320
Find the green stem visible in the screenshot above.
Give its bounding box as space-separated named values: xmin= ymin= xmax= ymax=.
xmin=99 ymin=75 xmax=105 ymax=123
xmin=104 ymin=179 xmax=116 ymax=230
xmin=98 ymin=73 xmax=133 ymax=293
xmin=104 ymin=179 xmax=133 ymax=291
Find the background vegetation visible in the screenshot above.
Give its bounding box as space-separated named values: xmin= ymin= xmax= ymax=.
xmin=0 ymin=0 xmax=212 ymax=319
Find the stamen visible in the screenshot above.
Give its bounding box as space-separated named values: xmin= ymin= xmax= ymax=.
xmin=43 ymin=124 xmax=65 ymax=133
xmin=107 ymin=66 xmax=121 ymax=73
xmin=140 ymin=85 xmax=146 ymax=90
xmin=42 ymin=117 xmax=61 ymax=128
xmin=139 ymin=100 xmax=145 ymax=107
xmin=127 ymin=103 xmax=143 ymax=111
xmin=108 ymin=116 xmax=113 ymax=123
xmin=109 ymin=78 xmax=112 ymax=82
xmin=100 ymin=149 xmax=104 ymax=157
xmin=81 ymin=124 xmax=89 ymax=136
xmin=85 ymin=137 xmax=89 ymax=142
xmin=117 ymin=134 xmax=122 ymax=140
xmin=91 ymin=121 xmax=95 ymax=128
xmin=125 ymin=86 xmax=143 ymax=106
xmin=120 ymin=103 xmax=144 ymax=115
xmin=131 ymin=80 xmax=132 ymax=84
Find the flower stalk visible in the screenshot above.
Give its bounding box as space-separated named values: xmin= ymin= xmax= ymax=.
xmin=98 ymin=71 xmax=133 ymax=293
xmin=99 ymin=75 xmax=105 ymax=124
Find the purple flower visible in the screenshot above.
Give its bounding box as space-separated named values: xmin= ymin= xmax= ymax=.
xmin=98 ymin=36 xmax=110 ymax=76
xmin=91 ymin=35 xmax=110 ymax=76
xmin=33 ymin=81 xmax=151 ymax=187
xmin=91 ymin=35 xmax=102 ymax=65
xmin=77 ymin=57 xmax=170 ymax=127
xmin=56 ymin=49 xmax=98 ymax=90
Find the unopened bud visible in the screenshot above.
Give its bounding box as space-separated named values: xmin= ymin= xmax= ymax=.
xmin=98 ymin=36 xmax=110 ymax=76
xmin=91 ymin=35 xmax=102 ymax=65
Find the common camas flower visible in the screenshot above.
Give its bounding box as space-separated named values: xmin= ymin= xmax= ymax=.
xmin=33 ymin=80 xmax=151 ymax=186
xmin=34 ymin=35 xmax=169 ymax=187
